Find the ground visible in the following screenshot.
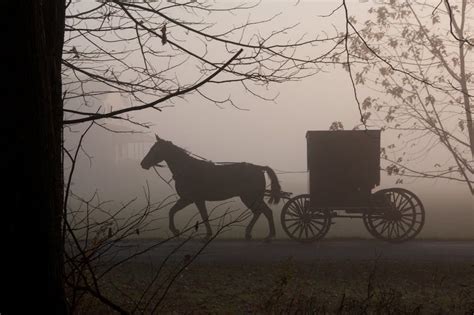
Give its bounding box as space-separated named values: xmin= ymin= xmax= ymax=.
xmin=73 ymin=240 xmax=474 ymax=314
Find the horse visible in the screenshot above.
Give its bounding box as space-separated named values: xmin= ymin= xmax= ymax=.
xmin=140 ymin=135 xmax=282 ymax=241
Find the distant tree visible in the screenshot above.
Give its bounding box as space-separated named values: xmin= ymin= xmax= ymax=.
xmin=345 ymin=0 xmax=473 ymax=193
xmin=329 ymin=121 xmax=345 ymax=131
xmin=62 ymin=1 xmax=341 ymax=126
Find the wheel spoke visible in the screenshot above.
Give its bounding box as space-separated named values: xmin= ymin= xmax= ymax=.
xmin=397 ymin=198 xmax=411 ymax=212
xmin=286 ymin=220 xmax=301 ymax=230
xmin=372 ymin=218 xmax=387 ymax=229
xmin=399 ymin=217 xmax=413 ymax=226
xmin=392 ymin=222 xmax=399 ymax=238
xmin=388 ymin=223 xmax=394 ymax=239
xmin=296 ymin=198 xmax=307 ymax=213
xmin=380 ymin=221 xmax=391 ymax=235
xmin=401 ymin=212 xmax=423 ymax=217
xmin=284 ymin=217 xmax=303 ymax=222
xmin=399 ymin=206 xmax=415 ymax=214
xmin=287 ymin=203 xmax=303 ymax=216
xmin=289 ymin=202 xmax=303 ymax=216
xmin=371 ymin=218 xmax=385 ymax=227
xmin=310 ymin=219 xmax=324 ymax=226
xmin=309 ymin=220 xmax=323 ymax=232
xmin=291 ymin=223 xmax=302 ymax=236
xmin=285 ymin=210 xmax=300 ymax=218
xmin=306 ymin=222 xmax=316 ymax=236
xmin=397 ymin=220 xmax=408 ymax=234
xmin=394 ymin=222 xmax=400 ymax=238
xmin=294 ymin=204 xmax=304 ymax=217
xmin=298 ymin=225 xmax=304 ymax=239
xmin=393 ymin=192 xmax=401 ymax=208
xmin=391 ymin=192 xmax=398 ymax=202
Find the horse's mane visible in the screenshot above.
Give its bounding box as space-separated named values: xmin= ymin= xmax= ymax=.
xmin=166 ymin=141 xmax=212 ymax=165
xmin=164 ymin=141 xmax=187 ymax=158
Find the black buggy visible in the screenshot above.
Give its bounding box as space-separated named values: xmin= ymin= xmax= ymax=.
xmin=280 ymin=130 xmax=425 ymax=243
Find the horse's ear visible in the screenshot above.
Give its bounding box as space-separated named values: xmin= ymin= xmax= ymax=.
xmin=155 ymin=134 xmax=160 ymax=141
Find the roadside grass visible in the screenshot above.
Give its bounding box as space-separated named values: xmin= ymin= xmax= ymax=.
xmin=74 ymin=259 xmax=474 ymax=314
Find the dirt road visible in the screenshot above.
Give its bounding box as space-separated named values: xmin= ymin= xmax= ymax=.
xmin=107 ymin=239 xmax=474 ymax=264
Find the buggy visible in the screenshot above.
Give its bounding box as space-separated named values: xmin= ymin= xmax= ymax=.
xmin=280 ymin=130 xmax=425 ymax=243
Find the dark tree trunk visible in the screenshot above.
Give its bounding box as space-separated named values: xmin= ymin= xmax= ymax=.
xmin=1 ymin=1 xmax=66 ymax=314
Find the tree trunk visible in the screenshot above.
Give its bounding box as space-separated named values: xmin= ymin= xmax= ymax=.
xmin=1 ymin=1 xmax=66 ymax=313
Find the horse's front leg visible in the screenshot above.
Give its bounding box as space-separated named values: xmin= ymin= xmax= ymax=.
xmin=169 ymin=199 xmax=192 ymax=237
xmin=245 ymin=211 xmax=261 ymax=240
xmin=195 ymin=201 xmax=212 ymax=240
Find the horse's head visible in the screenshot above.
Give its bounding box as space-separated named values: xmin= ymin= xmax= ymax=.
xmin=140 ymin=134 xmax=171 ymax=170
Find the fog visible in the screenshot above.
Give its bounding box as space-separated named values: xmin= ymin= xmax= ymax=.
xmin=67 ymin=80 xmax=473 ymax=240
xmin=65 ymin=0 xmax=473 ymax=240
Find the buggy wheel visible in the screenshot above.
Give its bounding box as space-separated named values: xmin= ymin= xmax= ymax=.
xmin=363 ymin=188 xmax=425 ymax=242
xmin=281 ymin=194 xmax=331 ymax=243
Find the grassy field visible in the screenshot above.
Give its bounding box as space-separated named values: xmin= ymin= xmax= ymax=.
xmin=74 ymin=258 xmax=474 ymax=314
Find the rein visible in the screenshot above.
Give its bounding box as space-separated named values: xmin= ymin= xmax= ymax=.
xmin=174 ymin=143 xmax=241 ymax=166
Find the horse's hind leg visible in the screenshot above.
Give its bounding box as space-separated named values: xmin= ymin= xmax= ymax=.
xmin=241 ymin=195 xmax=275 ymax=241
xmin=195 ymin=201 xmax=212 ymax=239
xmin=169 ymin=199 xmax=192 ymax=236
xmin=245 ymin=211 xmax=261 ymax=240
xmin=260 ymin=202 xmax=276 ymax=241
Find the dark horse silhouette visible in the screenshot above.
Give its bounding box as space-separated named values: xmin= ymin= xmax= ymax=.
xmin=140 ymin=135 xmax=282 ymax=241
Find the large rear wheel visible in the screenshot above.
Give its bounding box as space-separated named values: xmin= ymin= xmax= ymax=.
xmin=363 ymin=188 xmax=425 ymax=242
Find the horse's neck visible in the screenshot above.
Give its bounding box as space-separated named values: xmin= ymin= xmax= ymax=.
xmin=164 ymin=149 xmax=199 ymax=178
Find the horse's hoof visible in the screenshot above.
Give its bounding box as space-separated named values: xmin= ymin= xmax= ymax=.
xmin=245 ymin=234 xmax=252 ymax=241
xmin=170 ymin=228 xmax=180 ymax=237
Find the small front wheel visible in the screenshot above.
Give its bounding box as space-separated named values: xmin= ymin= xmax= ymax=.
xmin=281 ymin=194 xmax=331 ymax=243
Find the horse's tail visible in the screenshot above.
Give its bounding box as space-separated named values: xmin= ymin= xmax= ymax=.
xmin=262 ymin=166 xmax=281 ymax=204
